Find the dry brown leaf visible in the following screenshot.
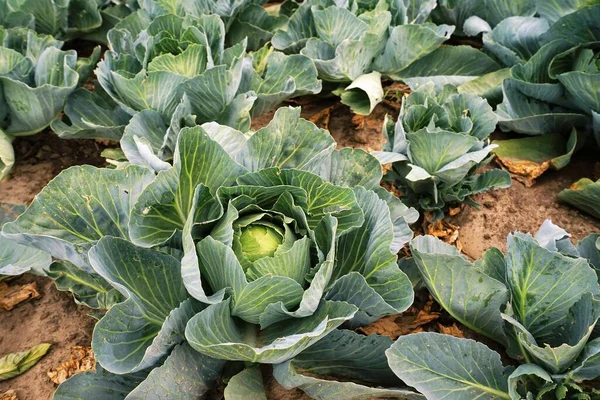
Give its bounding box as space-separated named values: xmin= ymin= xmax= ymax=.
xmin=448 ymin=206 xmax=462 ymax=216
xmin=425 ymin=220 xmax=461 ymax=251
xmin=437 ymin=323 xmax=465 ymax=338
xmin=307 ymin=104 xmax=340 ymax=130
xmin=1 ymin=390 xmax=18 ymax=400
xmin=380 ymin=181 xmax=403 ymax=198
xmin=357 ymin=298 xmax=440 ymax=339
xmin=47 ymin=346 xmax=95 ymax=385
xmin=495 ymin=157 xmax=550 ymax=187
xmin=0 ymin=282 xmax=40 ymax=311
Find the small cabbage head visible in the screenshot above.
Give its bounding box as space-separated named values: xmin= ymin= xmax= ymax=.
xmin=373 ymin=84 xmax=511 ymax=218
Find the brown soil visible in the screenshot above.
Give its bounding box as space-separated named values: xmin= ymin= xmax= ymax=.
xmin=0 ymin=131 xmax=109 ymax=204
xmin=450 ymin=147 xmax=600 ymax=260
xmin=0 ymin=103 xmax=599 ymax=400
xmin=0 ymin=275 xmax=96 ymax=400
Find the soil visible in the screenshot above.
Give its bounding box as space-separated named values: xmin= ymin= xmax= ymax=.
xmin=0 ymin=275 xmax=96 ymax=400
xmin=0 ymin=132 xmax=110 ymax=204
xmin=450 ymin=147 xmax=600 ymax=260
xmin=0 ymin=101 xmax=599 ymax=400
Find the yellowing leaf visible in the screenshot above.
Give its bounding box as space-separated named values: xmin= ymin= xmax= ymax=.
xmin=0 ymin=343 xmax=51 ymax=381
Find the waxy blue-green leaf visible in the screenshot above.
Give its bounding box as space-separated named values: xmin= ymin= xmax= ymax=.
xmin=542 ymin=4 xmax=600 ymax=45
xmin=120 ymin=109 xmax=173 ymax=172
xmin=235 ymin=107 xmax=335 ymax=172
xmin=410 ymin=235 xmax=508 ymax=343
xmin=433 ymin=0 xmax=536 ymax=34
xmin=393 ymin=46 xmax=502 ymax=90
xmin=482 ymin=17 xmax=549 ymax=67
xmin=387 ymin=333 xmax=512 ymax=400
xmin=235 ymin=168 xmax=364 ymax=233
xmin=47 ymin=261 xmax=123 ymax=309
xmin=549 ymin=42 xmax=600 ymax=115
xmin=505 ymin=234 xmax=600 ymax=344
xmin=96 ymin=53 xmax=188 ymax=120
xmin=339 ymin=71 xmax=384 ymax=115
xmin=185 ymin=298 xmax=357 ymax=364
xmin=373 ymin=23 xmax=453 ymax=78
xmin=566 ymin=337 xmax=600 ymax=381
xmin=507 ymin=364 xmax=553 ymax=400
xmin=274 ymin=329 xmax=424 ymax=400
xmin=255 ymin=215 xmax=339 ymax=328
xmin=503 ymin=294 xmax=600 ymax=374
xmin=130 ymin=126 xmax=247 ymax=247
xmin=52 ymin=365 xmax=148 ymax=400
xmin=558 ymin=178 xmax=600 ymax=219
xmin=0 ymin=202 xmax=51 ymax=276
xmin=536 ymin=0 xmax=599 ymax=24
xmin=195 ymin=235 xmax=304 ymax=324
xmin=51 ymin=85 xmax=131 ymax=140
xmin=578 ymin=234 xmax=600 ymax=273
xmin=2 ymin=165 xmax=154 ymax=270
xmin=496 ymin=78 xmax=588 ymax=135
xmin=224 ymin=366 xmax=267 ymax=400
xmin=227 ymin=4 xmax=287 ymax=51
xmin=457 ymin=68 xmax=512 ymax=106
xmin=326 ymin=187 xmax=413 ymax=325
xmin=126 ymin=343 xmax=226 ymax=399
xmin=90 ymin=237 xmax=201 ymax=374
xmin=304 ymin=147 xmax=383 ymax=191
xmin=240 ymin=52 xmax=321 ymax=117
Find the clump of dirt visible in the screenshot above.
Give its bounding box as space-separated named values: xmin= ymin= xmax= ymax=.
xmin=0 ymin=275 xmax=96 ymax=400
xmin=0 ymin=131 xmax=110 ymax=204
xmin=450 ymin=150 xmax=600 ymax=260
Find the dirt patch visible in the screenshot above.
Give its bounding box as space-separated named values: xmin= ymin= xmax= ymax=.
xmin=0 ymin=131 xmax=110 ymax=204
xmin=450 ymin=148 xmax=600 ymax=260
xmin=0 ymin=275 xmax=96 ymax=400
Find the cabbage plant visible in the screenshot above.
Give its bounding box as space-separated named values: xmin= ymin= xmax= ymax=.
xmin=271 ymin=0 xmax=501 ymax=114
xmin=138 ymin=0 xmax=287 ymax=51
xmin=0 ymin=0 xmax=133 ymax=42
xmin=373 ymin=84 xmax=511 ymax=218
xmin=52 ymin=10 xmax=321 ymax=142
xmin=491 ymin=5 xmax=600 ymax=174
xmin=4 ymin=107 xmax=420 ymax=398
xmin=0 ymin=27 xmax=99 ymax=178
xmin=387 ymin=221 xmax=600 ymax=399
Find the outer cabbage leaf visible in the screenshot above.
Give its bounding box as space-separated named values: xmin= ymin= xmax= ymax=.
xmin=410 ymin=235 xmax=508 ymax=343
xmin=2 ymin=165 xmax=154 ymax=270
xmin=273 ymin=329 xmax=424 ymax=400
xmin=387 ymin=333 xmax=512 ymax=400
xmin=0 ymin=202 xmax=51 ymax=277
xmin=90 ymin=237 xmax=203 ymax=374
xmin=558 ymin=178 xmax=600 ymax=219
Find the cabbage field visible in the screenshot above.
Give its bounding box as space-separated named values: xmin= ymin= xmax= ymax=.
xmin=0 ymin=0 xmax=599 ymax=399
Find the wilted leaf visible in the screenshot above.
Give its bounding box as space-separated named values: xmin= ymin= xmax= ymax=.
xmin=0 ymin=343 xmax=51 ymax=381
xmin=437 ymin=323 xmax=465 ymax=338
xmin=0 ymin=390 xmax=17 ymax=400
xmin=357 ymin=297 xmax=440 ymax=339
xmin=0 ymin=281 xmax=40 ymax=311
xmin=493 ymin=131 xmax=578 ymax=187
xmin=47 ymin=346 xmax=95 ymax=385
